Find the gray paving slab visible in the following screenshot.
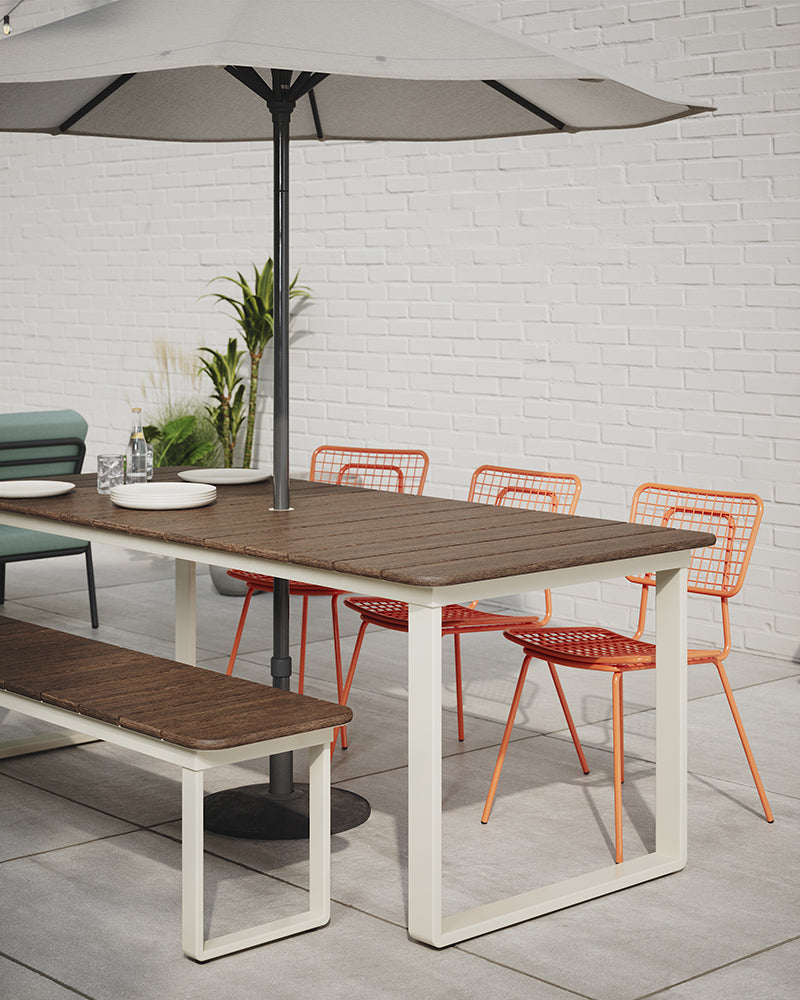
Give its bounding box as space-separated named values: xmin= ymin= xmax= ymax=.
xmin=459 ymin=779 xmax=800 ymax=1000
xmin=0 ymin=741 xmax=183 ymax=828
xmin=570 ymin=674 xmax=799 ymax=801
xmin=0 ymin=955 xmax=83 ymax=1000
xmin=0 ymin=772 xmax=135 ymax=862
xmin=645 ymin=936 xmax=800 ymax=1000
xmin=0 ymin=830 xmax=574 ymax=1000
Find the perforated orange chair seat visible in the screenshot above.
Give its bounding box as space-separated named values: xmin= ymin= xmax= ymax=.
xmin=483 ymin=483 xmax=774 ymax=865
xmin=344 ymin=597 xmax=545 ymax=636
xmin=506 ymin=626 xmax=724 ymax=670
xmin=504 ymin=627 xmax=660 ymax=669
xmin=227 ymin=569 xmax=342 ymax=599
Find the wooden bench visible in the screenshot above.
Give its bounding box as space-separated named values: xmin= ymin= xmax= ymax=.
xmin=0 ymin=615 xmax=352 ymax=962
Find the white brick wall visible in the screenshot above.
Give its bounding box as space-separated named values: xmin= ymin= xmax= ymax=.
xmin=1 ymin=1 xmax=798 ymax=660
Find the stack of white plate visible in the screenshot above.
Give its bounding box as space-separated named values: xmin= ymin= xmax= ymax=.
xmin=110 ymin=482 xmax=217 ymax=510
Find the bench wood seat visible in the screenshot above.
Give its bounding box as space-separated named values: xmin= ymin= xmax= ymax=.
xmin=0 ymin=614 xmax=353 ymax=961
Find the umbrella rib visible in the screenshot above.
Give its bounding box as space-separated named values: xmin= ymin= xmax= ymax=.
xmin=483 ymin=79 xmax=565 ymax=131
xmin=225 ymin=65 xmax=274 ymax=103
xmin=308 ymin=88 xmax=324 ymax=140
xmin=288 ymin=72 xmax=329 ymax=103
xmin=55 ymin=73 xmax=135 ymax=133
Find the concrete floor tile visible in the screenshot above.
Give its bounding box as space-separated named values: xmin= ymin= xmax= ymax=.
xmin=0 ymin=705 xmax=66 ymax=746
xmin=685 ymin=676 xmax=799 ymax=800
xmin=0 ymin=955 xmax=82 ymax=999
xmin=571 ymin=673 xmax=799 ymax=803
xmin=646 ymin=936 xmax=800 ymax=1000
xmin=0 ymin=741 xmax=183 ymax=828
xmin=461 ymin=780 xmax=800 ymax=1000
xmin=0 ymin=830 xmax=573 ymax=1000
xmin=0 ymin=772 xmax=135 ymax=861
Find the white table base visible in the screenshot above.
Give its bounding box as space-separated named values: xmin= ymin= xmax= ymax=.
xmin=407 ymin=563 xmax=688 ymax=947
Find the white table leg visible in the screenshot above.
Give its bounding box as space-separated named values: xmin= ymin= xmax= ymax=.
xmin=406 ymin=565 xmax=690 ymax=948
xmin=407 ymin=601 xmax=443 ymax=945
xmin=654 ymin=565 xmax=688 ymax=865
xmin=175 ymin=558 xmax=196 ymax=665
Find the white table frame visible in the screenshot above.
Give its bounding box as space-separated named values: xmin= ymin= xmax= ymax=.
xmin=0 ymin=508 xmax=690 ymax=947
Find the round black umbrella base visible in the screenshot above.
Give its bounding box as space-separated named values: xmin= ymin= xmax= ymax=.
xmin=204 ymin=783 xmax=371 ymax=840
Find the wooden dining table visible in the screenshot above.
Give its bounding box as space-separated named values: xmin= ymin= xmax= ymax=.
xmin=0 ymin=468 xmax=714 ymax=947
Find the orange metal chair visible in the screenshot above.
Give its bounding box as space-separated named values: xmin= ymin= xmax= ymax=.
xmin=339 ymin=466 xmax=582 ymax=747
xmin=225 ymin=446 xmax=430 ymax=748
xmin=482 ymin=483 xmax=774 ymax=863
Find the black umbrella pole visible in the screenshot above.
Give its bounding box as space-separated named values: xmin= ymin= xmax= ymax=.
xmin=204 ymin=71 xmax=370 ymax=839
xmin=268 ymin=576 xmax=293 ymax=796
xmin=269 ymin=83 xmax=293 ymax=796
xmin=272 ymin=76 xmax=291 ymax=512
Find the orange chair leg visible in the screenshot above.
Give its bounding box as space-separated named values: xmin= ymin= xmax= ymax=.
xmin=713 ymin=659 xmax=774 ymax=823
xmin=453 ymin=633 xmax=465 ymax=741
xmin=618 ymin=672 xmax=624 ymax=785
xmin=298 ymin=595 xmax=309 ymax=694
xmin=547 ymin=662 xmax=589 ymax=774
xmin=481 ymin=653 xmax=533 ymax=824
xmin=226 ymin=585 xmax=257 ymax=676
xmin=547 ymin=660 xmax=589 ymax=774
xmin=612 ymin=671 xmax=624 ymax=863
xmin=331 ymin=618 xmax=369 ymax=754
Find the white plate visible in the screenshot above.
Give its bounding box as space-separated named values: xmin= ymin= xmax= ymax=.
xmin=178 ymin=468 xmax=270 ymax=485
xmin=0 ymin=480 xmax=76 ymax=499
xmin=110 ymin=483 xmax=217 ymax=510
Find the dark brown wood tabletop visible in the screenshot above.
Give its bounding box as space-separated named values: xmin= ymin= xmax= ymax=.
xmin=0 ymin=469 xmax=715 ymax=588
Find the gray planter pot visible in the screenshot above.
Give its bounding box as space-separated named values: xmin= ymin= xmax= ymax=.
xmin=209 ymin=564 xmax=249 ymax=596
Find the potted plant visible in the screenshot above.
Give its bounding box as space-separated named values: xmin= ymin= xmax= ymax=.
xmin=200 ymin=262 xmax=310 ymax=594
xmin=204 ymin=259 xmax=310 ymax=468
xmin=197 ymin=338 xmax=246 ymax=468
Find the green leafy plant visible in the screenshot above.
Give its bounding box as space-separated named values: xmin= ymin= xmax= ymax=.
xmin=197 ymin=338 xmax=246 ymax=468
xmin=143 ymin=410 xmax=219 ymax=468
xmin=205 ymin=259 xmax=311 ymax=467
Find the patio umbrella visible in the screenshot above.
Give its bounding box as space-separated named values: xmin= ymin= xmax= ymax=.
xmin=0 ymin=0 xmax=711 ymax=835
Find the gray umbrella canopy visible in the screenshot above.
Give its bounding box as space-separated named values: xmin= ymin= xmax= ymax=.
xmin=0 ymin=3 xmax=711 ymax=805
xmin=0 ymin=0 xmax=709 ymax=141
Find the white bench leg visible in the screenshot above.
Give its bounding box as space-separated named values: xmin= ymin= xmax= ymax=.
xmin=181 ymin=741 xmax=332 ymax=962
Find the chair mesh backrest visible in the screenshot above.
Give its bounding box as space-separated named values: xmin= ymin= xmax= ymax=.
xmin=309 ymin=446 xmax=429 ymax=495
xmin=468 ymin=465 xmax=581 ymax=513
xmin=630 ymin=483 xmax=763 ymax=598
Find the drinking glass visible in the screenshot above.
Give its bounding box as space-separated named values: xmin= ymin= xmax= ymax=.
xmin=97 ymin=454 xmax=125 ymax=494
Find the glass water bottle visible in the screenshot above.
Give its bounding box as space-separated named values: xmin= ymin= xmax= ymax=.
xmin=126 ymin=407 xmax=148 ymax=483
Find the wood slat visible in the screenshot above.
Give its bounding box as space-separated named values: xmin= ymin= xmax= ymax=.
xmin=0 ymin=616 xmax=352 ymax=750
xmin=323 ymin=521 xmax=702 ymax=585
